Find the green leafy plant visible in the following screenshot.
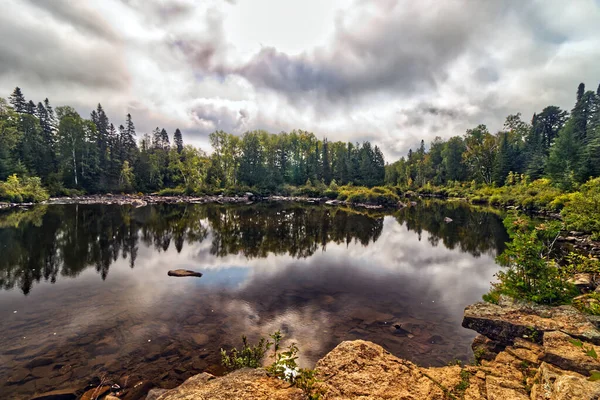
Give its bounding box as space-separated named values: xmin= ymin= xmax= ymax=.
xmin=484 ymin=216 xmax=578 ymax=305
xmin=220 ymin=335 xmax=272 ymax=370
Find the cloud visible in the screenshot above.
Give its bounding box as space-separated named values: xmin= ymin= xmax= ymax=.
xmin=0 ymin=0 xmax=599 ymax=160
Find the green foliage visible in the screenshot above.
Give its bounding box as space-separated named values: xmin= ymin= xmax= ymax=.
xmin=337 ymin=185 xmax=399 ymax=205
xmin=485 ymin=216 xmax=578 ymax=305
xmin=453 ymin=369 xmax=471 ymax=396
xmin=156 ymin=187 xmax=186 ymax=196
xmin=221 ymin=331 xmax=326 ymax=400
xmin=0 ymin=174 xmax=49 ymax=202
xmin=573 ymin=293 xmax=600 ymax=316
xmin=561 ymin=178 xmax=600 ymax=239
xmin=589 ymin=370 xmax=600 ymax=382
xmin=220 ymin=335 xmax=272 ymax=370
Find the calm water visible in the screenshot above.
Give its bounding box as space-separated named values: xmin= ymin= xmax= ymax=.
xmin=0 ymin=201 xmax=508 ymax=399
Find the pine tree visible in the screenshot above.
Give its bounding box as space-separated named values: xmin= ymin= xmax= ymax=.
xmin=322 ymin=138 xmax=331 ymax=184
xmin=25 ymin=100 xmax=36 ymax=115
xmin=9 ymin=87 xmax=26 ymax=113
xmin=173 ymin=128 xmax=183 ymax=153
xmin=160 ymin=128 xmax=170 ymax=150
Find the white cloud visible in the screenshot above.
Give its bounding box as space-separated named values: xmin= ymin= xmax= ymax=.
xmin=1 ymin=0 xmax=599 ymax=160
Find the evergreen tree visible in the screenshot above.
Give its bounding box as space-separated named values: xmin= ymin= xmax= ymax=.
xmin=160 ymin=128 xmax=170 ymax=150
xmin=174 ymin=128 xmax=183 ymax=153
xmin=9 ymin=87 xmax=26 ymax=113
xmin=322 ymin=138 xmax=331 ymax=184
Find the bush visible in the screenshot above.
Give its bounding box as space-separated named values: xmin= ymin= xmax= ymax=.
xmin=0 ymin=174 xmax=50 ymax=203
xmin=562 ymin=179 xmax=600 ymax=239
xmin=156 ymin=187 xmax=186 ymax=196
xmin=484 ymin=217 xmax=578 ymax=305
xmin=337 ymin=186 xmax=399 ymax=206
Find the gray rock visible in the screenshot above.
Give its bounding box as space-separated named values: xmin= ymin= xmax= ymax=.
xmin=462 ymin=297 xmax=600 ymax=345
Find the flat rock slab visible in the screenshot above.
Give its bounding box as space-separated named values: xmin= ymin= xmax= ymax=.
xmin=167 ymin=269 xmax=203 ymax=278
xmin=462 ymin=298 xmax=600 ymax=345
xmin=541 ymin=331 xmax=600 ymax=376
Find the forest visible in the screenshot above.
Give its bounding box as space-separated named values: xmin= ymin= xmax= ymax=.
xmin=0 ymin=82 xmax=599 ymax=206
xmin=385 ymin=82 xmax=600 ymax=190
xmin=0 ymin=87 xmax=385 ymax=201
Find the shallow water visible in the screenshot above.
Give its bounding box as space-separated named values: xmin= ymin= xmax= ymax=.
xmin=0 ymin=201 xmax=508 ymax=399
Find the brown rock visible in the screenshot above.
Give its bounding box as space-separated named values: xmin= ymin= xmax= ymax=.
xmin=6 ymin=368 xmax=31 ymax=384
xmin=530 ymin=362 xmax=600 ymax=400
xmin=568 ymin=273 xmax=595 ymax=290
xmin=485 ymin=375 xmax=529 ymax=400
xmin=153 ymin=370 xmax=302 ymax=400
xmin=146 ymin=388 xmax=169 ymax=400
xmin=167 ymin=269 xmax=202 ymax=278
xmin=191 ymin=333 xmax=210 ymax=346
xmin=30 ymin=388 xmax=79 ymax=400
xmin=315 ymin=340 xmax=460 ymax=399
xmin=541 ymin=330 xmax=600 ymax=376
xmin=81 ymin=385 xmax=111 ymax=400
xmin=462 ymin=297 xmax=600 ymax=345
xmin=26 ymin=357 xmax=55 ymax=368
xmin=122 ymin=380 xmax=154 ymax=400
xmin=472 ymin=334 xmax=505 ymax=361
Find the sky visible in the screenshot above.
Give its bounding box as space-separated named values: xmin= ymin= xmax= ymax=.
xmin=1 ymin=0 xmax=599 ymax=160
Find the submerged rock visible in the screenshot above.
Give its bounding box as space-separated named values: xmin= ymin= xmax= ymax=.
xmin=30 ymin=388 xmax=79 ymax=400
xmin=462 ymin=297 xmax=600 ymax=345
xmin=167 ymin=269 xmax=203 ymax=278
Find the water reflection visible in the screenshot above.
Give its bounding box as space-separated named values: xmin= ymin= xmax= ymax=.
xmin=0 ymin=202 xmax=508 ymax=399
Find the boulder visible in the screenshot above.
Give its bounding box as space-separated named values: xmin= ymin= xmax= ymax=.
xmin=146 ymin=389 xmax=169 ymax=400
xmin=530 ymin=362 xmax=600 ymax=400
xmin=315 ymin=340 xmax=464 ymax=399
xmin=541 ymin=331 xmax=600 ymax=376
xmin=153 ymin=370 xmax=302 ymax=400
xmin=568 ymin=273 xmax=595 ymax=290
xmin=167 ymin=269 xmax=203 ymax=278
xmin=462 ymin=297 xmax=600 ymax=345
xmin=444 ymin=217 xmax=453 ymax=223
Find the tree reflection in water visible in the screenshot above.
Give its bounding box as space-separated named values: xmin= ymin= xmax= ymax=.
xmin=0 ymin=201 xmax=506 ymax=295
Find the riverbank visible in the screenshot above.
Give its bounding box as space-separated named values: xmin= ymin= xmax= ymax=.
xmin=0 ymin=193 xmax=408 ymax=211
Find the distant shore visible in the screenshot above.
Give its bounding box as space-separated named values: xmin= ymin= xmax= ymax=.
xmin=0 ymin=193 xmax=403 ymax=211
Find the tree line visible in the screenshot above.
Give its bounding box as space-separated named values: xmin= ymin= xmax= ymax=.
xmin=0 ymin=87 xmax=385 ymax=196
xmin=386 ymin=82 xmax=600 ymax=190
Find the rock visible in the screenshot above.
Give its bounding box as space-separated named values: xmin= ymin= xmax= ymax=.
xmin=471 ymin=334 xmax=505 ymax=361
xmin=444 ymin=217 xmax=453 ymax=223
xmin=6 ymin=368 xmax=31 ymax=384
xmin=152 ymin=370 xmax=302 ymax=400
xmin=541 ymin=331 xmax=600 ymax=376
xmin=191 ymin=333 xmax=210 ymax=346
xmin=315 ymin=340 xmax=462 ymax=399
xmin=530 ymin=362 xmax=600 ymax=400
xmin=81 ymin=385 xmax=111 ymax=400
xmin=485 ymin=375 xmax=529 ymax=399
xmin=26 ymin=357 xmax=54 ymax=368
xmin=146 ymin=388 xmax=169 ymax=400
xmin=30 ymin=388 xmax=79 ymax=400
xmin=325 ymin=200 xmax=340 ymax=206
xmin=462 ymin=298 xmax=600 ymax=345
xmin=167 ymin=269 xmax=203 ymax=278
xmin=105 ymin=396 xmax=121 ymax=400
xmin=568 ymin=273 xmax=595 ymax=290
xmin=122 ymin=380 xmax=154 ymax=400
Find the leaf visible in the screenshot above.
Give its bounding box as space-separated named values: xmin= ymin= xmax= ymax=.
xmin=569 ymin=339 xmax=584 ymax=348
xmin=586 ymin=347 xmax=598 ymax=359
xmin=589 ymin=370 xmax=600 ymax=382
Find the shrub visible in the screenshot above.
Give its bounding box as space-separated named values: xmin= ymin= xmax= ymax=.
xmin=562 ymin=179 xmax=600 ymax=239
xmin=220 ymin=335 xmax=271 ymax=370
xmin=156 ymin=187 xmax=185 ymax=196
xmin=0 ymin=174 xmax=50 ymax=203
xmin=484 ymin=217 xmax=578 ymax=305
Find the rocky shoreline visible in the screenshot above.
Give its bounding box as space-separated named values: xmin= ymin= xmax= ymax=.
xmin=145 ymin=297 xmax=600 ymax=399
xmin=0 ymin=193 xmax=406 ymax=211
